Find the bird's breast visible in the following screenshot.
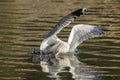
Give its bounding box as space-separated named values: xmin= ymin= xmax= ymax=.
xmin=57 ymin=41 xmax=69 ymax=53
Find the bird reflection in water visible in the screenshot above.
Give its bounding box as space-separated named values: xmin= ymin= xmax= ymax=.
xmin=32 ymin=8 xmax=106 ymax=80
xmin=32 ymin=48 xmax=100 ymax=80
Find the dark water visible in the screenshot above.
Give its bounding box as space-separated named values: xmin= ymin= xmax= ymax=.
xmin=0 ymin=0 xmax=120 ymax=80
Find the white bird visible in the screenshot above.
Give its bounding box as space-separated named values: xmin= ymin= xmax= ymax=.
xmin=40 ymin=8 xmax=106 ymax=59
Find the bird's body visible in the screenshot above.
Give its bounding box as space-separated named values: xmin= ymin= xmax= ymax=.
xmin=35 ymin=8 xmax=107 ymax=79
xmin=40 ymin=36 xmax=69 ymax=59
xmin=40 ymin=8 xmax=106 ymax=59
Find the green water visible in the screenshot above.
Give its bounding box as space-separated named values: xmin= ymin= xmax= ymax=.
xmin=0 ymin=0 xmax=120 ymax=80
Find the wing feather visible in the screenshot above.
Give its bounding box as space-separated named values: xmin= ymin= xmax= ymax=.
xmin=40 ymin=8 xmax=87 ymax=50
xmin=68 ymin=24 xmax=107 ymax=52
xmin=46 ymin=8 xmax=87 ymax=38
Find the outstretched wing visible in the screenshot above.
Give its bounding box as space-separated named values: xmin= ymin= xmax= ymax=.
xmin=68 ymin=24 xmax=107 ymax=52
xmin=46 ymin=8 xmax=87 ymax=38
xmin=40 ymin=35 xmax=59 ymax=50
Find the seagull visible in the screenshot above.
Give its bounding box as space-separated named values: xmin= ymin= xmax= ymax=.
xmin=40 ymin=8 xmax=106 ymax=59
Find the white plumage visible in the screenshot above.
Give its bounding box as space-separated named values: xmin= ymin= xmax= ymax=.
xmin=36 ymin=8 xmax=107 ymax=79
xmin=40 ymin=8 xmax=106 ymax=59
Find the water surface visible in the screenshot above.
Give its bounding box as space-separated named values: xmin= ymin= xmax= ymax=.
xmin=0 ymin=0 xmax=120 ymax=80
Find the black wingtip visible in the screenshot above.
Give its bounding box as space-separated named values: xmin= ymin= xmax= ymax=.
xmin=72 ymin=8 xmax=87 ymax=17
xmin=102 ymin=28 xmax=109 ymax=32
xmin=98 ymin=27 xmax=109 ymax=34
xmin=100 ymin=26 xmax=109 ymax=32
